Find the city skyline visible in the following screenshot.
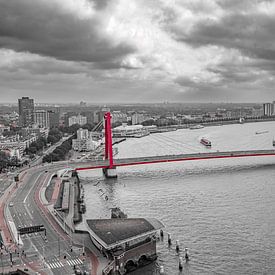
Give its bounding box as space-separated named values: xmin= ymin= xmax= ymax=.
xmin=1 ymin=0 xmax=275 ymax=103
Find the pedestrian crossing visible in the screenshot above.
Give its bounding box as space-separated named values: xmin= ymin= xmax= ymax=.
xmin=67 ymin=258 xmax=83 ymax=266
xmin=46 ymin=258 xmax=83 ymax=269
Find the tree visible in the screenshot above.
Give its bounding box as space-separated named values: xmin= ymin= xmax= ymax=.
xmin=47 ymin=128 xmax=62 ymax=144
xmin=47 ymin=135 xmax=58 ymax=144
xmin=27 ymin=146 xmax=38 ymax=154
xmin=0 ymin=152 xmax=9 ymax=172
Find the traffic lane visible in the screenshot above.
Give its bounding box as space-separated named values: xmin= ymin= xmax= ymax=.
xmin=9 ymin=170 xmax=57 ymax=273
xmin=12 ymin=165 xmax=91 ymax=273
xmin=18 ymin=168 xmax=85 ymax=270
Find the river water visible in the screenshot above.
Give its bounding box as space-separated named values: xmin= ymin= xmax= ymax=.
xmin=80 ymin=121 xmax=275 ymax=275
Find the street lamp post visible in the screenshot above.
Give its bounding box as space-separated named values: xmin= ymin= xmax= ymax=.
xmin=58 ymin=237 xmax=60 ymax=258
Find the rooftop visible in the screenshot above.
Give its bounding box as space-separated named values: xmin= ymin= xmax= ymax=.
xmin=113 ymin=124 xmax=144 ymax=131
xmin=86 ymin=218 xmax=164 ymax=249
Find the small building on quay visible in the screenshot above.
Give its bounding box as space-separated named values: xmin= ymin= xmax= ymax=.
xmin=85 ymin=218 xmax=164 ymax=274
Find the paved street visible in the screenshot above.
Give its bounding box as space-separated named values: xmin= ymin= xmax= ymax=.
xmin=4 ymin=165 xmax=92 ymax=274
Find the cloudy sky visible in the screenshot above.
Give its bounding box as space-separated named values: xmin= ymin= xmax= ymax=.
xmin=0 ymin=0 xmax=275 ymax=103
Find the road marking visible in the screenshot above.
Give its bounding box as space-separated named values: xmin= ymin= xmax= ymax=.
xmin=75 ymin=259 xmax=83 ymax=264
xmin=47 ymin=260 xmax=64 ymax=269
xmin=23 ymin=173 xmax=42 ymax=203
xmin=66 ymin=259 xmax=73 ymax=265
xmin=48 ymin=263 xmax=54 ymax=268
xmin=67 ymin=258 xmax=83 ymax=266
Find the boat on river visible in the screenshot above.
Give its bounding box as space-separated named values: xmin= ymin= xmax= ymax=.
xmin=189 ymin=125 xmax=204 ymax=130
xmin=200 ymin=138 xmax=211 ymax=147
xmin=255 ymin=130 xmax=269 ymax=135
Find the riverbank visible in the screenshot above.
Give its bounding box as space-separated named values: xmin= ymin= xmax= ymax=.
xmin=151 ymin=116 xmax=275 ymax=132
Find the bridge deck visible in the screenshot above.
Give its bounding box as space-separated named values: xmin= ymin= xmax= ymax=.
xmin=75 ymin=149 xmax=275 ymax=171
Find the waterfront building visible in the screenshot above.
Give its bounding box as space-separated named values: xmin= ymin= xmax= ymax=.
xmin=86 ymin=218 xmax=164 ymax=274
xmin=68 ymin=114 xmax=87 ymax=126
xmin=263 ymin=103 xmax=273 ymax=116
xmin=34 ymin=110 xmax=50 ymax=128
xmin=112 ymin=124 xmax=149 ymax=138
xmin=72 ymin=128 xmax=100 ymax=151
xmin=18 ymin=97 xmax=34 ymax=127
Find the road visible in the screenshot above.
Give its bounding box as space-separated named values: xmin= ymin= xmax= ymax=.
xmin=4 ymin=164 xmax=91 ymax=275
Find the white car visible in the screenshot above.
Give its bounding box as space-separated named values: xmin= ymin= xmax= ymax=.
xmin=9 ymin=202 xmax=14 ymax=207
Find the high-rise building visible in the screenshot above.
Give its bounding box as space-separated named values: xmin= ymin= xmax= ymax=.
xmin=132 ymin=113 xmax=145 ymax=125
xmin=48 ymin=110 xmax=60 ymax=128
xmin=68 ymin=114 xmax=87 ymax=126
xmin=18 ymin=97 xmax=34 ymax=127
xmin=76 ymin=128 xmax=89 ymax=140
xmin=72 ymin=128 xmax=100 ymax=151
xmin=34 ymin=110 xmax=50 ymax=128
xmin=263 ymin=103 xmax=273 ymax=116
xmin=93 ymin=107 xmax=110 ymax=124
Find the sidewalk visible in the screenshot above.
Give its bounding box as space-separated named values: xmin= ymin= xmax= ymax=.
xmin=73 ymin=232 xmax=109 ymax=275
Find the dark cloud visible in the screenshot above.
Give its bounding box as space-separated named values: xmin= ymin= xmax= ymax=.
xmin=174 ymin=73 xmax=275 ymax=102
xmin=181 ymin=13 xmax=275 ymax=59
xmin=1 ymin=56 xmax=89 ymax=76
xmin=216 ymin=0 xmax=272 ymax=10
xmin=0 ymin=0 xmax=134 ymax=64
xmin=175 ymin=76 xmax=222 ymax=91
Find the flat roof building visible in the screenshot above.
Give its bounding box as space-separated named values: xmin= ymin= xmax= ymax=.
xmin=34 ymin=110 xmax=50 ymax=128
xmin=112 ymin=124 xmax=149 ymax=138
xmin=86 ymin=218 xmax=164 ymax=274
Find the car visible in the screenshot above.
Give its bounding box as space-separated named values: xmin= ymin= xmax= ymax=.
xmin=9 ymin=202 xmax=14 ymax=207
xmin=74 ymin=267 xmax=82 ymax=275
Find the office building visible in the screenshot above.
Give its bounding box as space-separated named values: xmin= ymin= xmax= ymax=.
xmin=72 ymin=128 xmax=100 ymax=151
xmin=48 ymin=110 xmax=60 ymax=128
xmin=18 ymin=97 xmax=34 ymax=127
xmin=34 ymin=110 xmax=50 ymax=128
xmin=68 ymin=114 xmax=87 ymax=127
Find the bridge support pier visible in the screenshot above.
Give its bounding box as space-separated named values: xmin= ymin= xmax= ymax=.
xmin=103 ymin=167 xmax=117 ymax=178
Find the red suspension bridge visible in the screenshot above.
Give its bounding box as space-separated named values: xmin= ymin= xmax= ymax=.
xmin=75 ymin=112 xmax=275 ymax=177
